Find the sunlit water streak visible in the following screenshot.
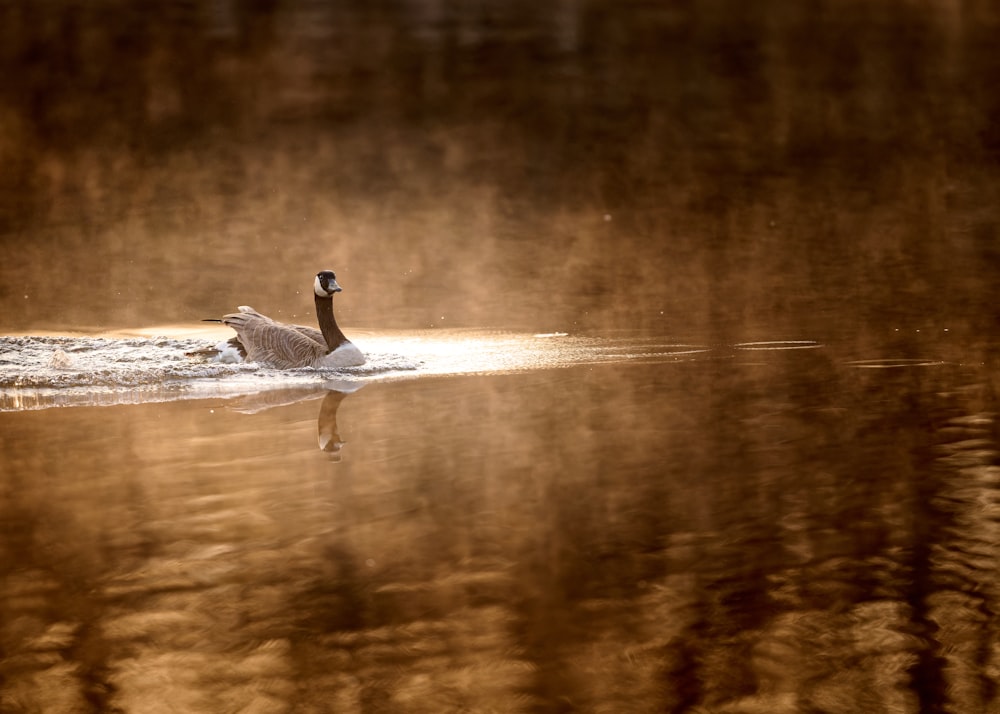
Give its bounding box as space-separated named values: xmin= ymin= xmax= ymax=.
xmin=845 ymin=358 xmax=947 ymax=369
xmin=0 ymin=328 xmax=712 ymax=411
xmin=734 ymin=340 xmax=823 ymax=350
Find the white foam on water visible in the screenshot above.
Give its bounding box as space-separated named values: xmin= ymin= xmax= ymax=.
xmin=0 ymin=328 xmax=711 ymax=411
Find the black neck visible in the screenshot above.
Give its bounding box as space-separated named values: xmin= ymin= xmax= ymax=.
xmin=315 ymin=294 xmax=350 ymax=352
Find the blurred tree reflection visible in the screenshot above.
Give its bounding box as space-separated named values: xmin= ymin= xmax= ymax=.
xmin=0 ymin=1 xmax=997 ymax=341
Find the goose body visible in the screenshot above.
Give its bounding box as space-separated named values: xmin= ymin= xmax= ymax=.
xmin=209 ymin=271 xmax=365 ymax=369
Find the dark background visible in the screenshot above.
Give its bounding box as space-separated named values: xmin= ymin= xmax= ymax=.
xmin=1 ymin=0 xmax=998 ymax=340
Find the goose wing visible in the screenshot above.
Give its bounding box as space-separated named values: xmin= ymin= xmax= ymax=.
xmin=290 ymin=325 xmax=326 ymax=345
xmin=233 ymin=306 xmax=325 ymax=346
xmin=222 ymin=307 xmax=327 ymax=368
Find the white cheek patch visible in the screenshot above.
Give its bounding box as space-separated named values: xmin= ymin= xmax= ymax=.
xmin=314 ymin=275 xmax=326 ymax=297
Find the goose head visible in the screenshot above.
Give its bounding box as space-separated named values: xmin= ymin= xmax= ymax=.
xmin=314 ymin=270 xmax=343 ymax=298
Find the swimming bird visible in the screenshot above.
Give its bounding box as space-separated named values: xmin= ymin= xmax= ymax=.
xmin=200 ymin=270 xmax=366 ymax=369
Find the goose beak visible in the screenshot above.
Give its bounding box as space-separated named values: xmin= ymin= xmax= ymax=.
xmin=329 ymin=280 xmax=343 ymax=293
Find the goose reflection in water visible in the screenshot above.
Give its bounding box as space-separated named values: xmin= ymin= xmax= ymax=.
xmin=225 ymin=381 xmax=361 ymax=460
xmin=317 ymin=389 xmax=351 ymax=460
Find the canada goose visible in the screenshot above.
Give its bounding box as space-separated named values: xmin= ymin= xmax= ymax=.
xmin=210 ymin=270 xmax=366 ymax=369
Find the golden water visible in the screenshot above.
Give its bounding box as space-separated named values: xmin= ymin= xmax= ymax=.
xmin=2 ymin=1 xmax=1000 ymax=711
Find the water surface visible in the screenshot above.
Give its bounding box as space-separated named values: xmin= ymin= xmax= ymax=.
xmin=2 ymin=1 xmax=1000 ymax=711
xmin=3 ymin=331 xmax=1000 ymax=711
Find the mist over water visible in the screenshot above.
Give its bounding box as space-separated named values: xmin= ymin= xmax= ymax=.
xmin=2 ymin=1 xmax=1000 ymax=712
xmin=1 ymin=0 xmax=997 ymax=339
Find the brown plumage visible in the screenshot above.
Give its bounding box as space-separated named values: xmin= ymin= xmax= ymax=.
xmin=211 ymin=270 xmax=366 ymax=369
